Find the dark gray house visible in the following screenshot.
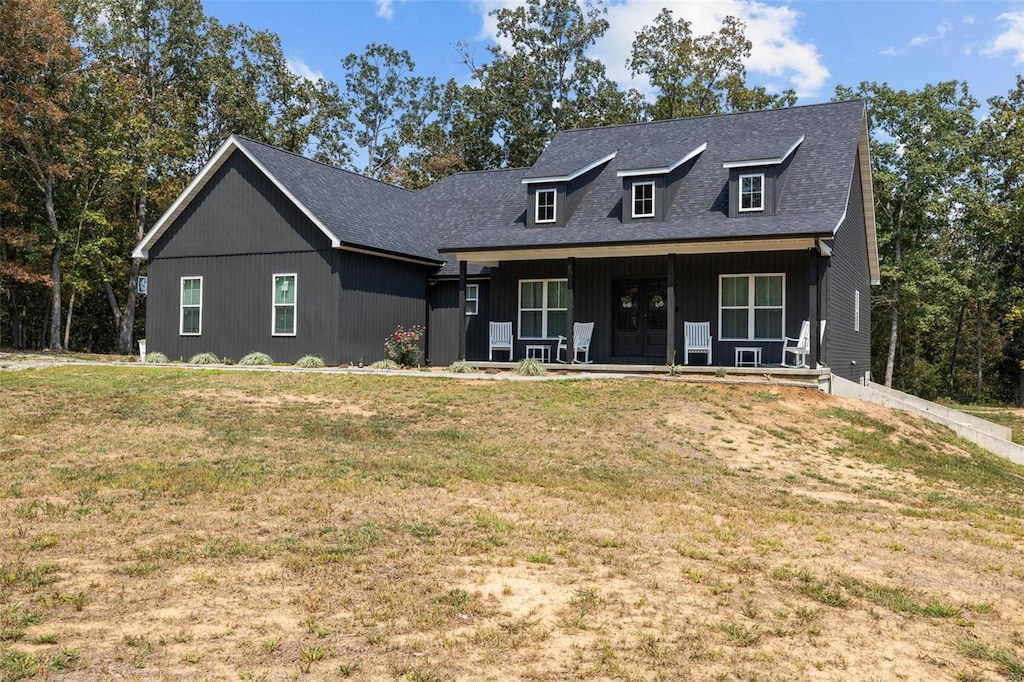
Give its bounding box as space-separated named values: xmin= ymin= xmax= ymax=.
xmin=134 ymin=99 xmax=878 ymax=380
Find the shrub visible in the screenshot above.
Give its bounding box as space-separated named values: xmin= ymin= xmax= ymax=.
xmin=189 ymin=352 xmax=220 ymax=365
xmin=448 ymin=360 xmax=474 ymax=374
xmin=295 ymin=355 xmax=325 ymax=368
xmin=143 ymin=352 xmax=169 ymax=364
xmin=369 ymin=359 xmax=400 ymax=370
xmin=514 ymin=358 xmax=546 ymax=376
xmin=383 ymin=324 xmax=424 ymax=367
xmin=239 ymin=352 xmax=274 ymax=366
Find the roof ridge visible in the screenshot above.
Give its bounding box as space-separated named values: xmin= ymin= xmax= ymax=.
xmin=553 ymin=99 xmax=865 ymax=136
xmin=232 ymin=135 xmax=415 ymax=194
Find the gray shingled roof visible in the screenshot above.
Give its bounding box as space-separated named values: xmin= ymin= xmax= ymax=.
xmin=236 ymin=137 xmax=442 ymax=263
xmin=435 ymin=100 xmax=865 ymax=252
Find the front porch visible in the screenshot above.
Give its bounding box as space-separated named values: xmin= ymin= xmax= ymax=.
xmin=450 ymin=247 xmax=828 ymax=370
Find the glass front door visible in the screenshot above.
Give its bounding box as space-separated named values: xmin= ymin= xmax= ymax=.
xmin=613 ymin=278 xmax=668 ymax=358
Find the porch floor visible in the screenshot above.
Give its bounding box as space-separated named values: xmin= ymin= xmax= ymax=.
xmin=469 ymin=361 xmax=831 ymax=389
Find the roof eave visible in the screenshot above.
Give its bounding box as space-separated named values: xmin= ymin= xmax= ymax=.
xmin=617 ymin=142 xmax=707 ymax=178
xmin=521 ymin=150 xmax=617 ymax=185
xmin=722 ymin=135 xmax=805 ymax=169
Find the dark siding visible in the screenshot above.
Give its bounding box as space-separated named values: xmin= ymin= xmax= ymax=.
xmin=621 ymin=175 xmax=667 ymax=224
xmin=479 ymin=252 xmax=808 ymax=365
xmin=338 ymin=250 xmax=431 ymax=365
xmin=427 ymin=279 xmax=490 ymax=365
xmin=145 ymin=150 xmax=342 ymax=364
xmin=145 ymin=251 xmax=341 ymax=363
xmin=150 ymin=151 xmax=333 ymax=258
xmin=826 ymin=155 xmax=872 ymax=381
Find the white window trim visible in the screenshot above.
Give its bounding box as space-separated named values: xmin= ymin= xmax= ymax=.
xmin=631 ymin=181 xmax=655 ymax=218
xmin=535 ymin=189 xmax=557 ymax=224
xmin=272 ymin=273 xmax=297 ymax=337
xmin=466 ymin=283 xmax=479 ymax=316
xmin=718 ymin=273 xmax=786 ymax=342
xmin=738 ymin=173 xmax=765 ymax=212
xmin=179 ymin=276 xmax=202 ymax=336
xmin=854 ymin=289 xmax=860 ymax=332
xmin=518 ymin=278 xmax=567 ymax=340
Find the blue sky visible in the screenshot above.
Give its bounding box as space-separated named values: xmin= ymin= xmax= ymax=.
xmin=205 ymin=0 xmax=1024 ymax=110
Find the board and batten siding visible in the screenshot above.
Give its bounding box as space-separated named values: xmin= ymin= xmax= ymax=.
xmin=482 ymin=252 xmax=810 ymax=365
xmin=427 ymin=279 xmax=490 ymax=365
xmin=826 ymin=155 xmax=872 ymax=382
xmin=145 ymin=149 xmax=342 ymax=363
xmin=337 ymin=250 xmax=432 ymax=365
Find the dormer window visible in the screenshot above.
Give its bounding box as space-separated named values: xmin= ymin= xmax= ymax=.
xmin=632 ymin=181 xmax=655 ymax=218
xmin=536 ymin=189 xmax=556 ymax=223
xmin=739 ymin=173 xmax=764 ymax=212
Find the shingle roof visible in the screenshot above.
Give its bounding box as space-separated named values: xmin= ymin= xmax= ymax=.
xmin=435 ymin=100 xmax=866 ymax=252
xmin=236 ymin=137 xmax=442 ymax=263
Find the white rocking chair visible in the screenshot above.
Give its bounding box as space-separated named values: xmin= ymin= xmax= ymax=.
xmin=683 ymin=321 xmax=712 ymax=365
xmin=557 ymin=322 xmax=594 ymax=364
xmin=488 ymin=321 xmax=514 ymax=361
xmin=783 ymin=320 xmax=811 ymax=368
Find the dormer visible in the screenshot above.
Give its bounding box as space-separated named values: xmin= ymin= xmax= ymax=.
xmin=521 ymin=151 xmax=616 ymax=228
xmin=723 ymin=135 xmax=804 ymax=218
xmin=617 ymin=142 xmax=706 ymax=224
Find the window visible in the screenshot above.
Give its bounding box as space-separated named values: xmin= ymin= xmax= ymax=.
xmin=536 ymin=189 xmax=556 ymax=223
xmin=180 ymin=276 xmax=202 ymax=336
xmin=466 ymin=283 xmax=479 ymax=315
xmin=719 ymin=274 xmax=784 ymax=340
xmin=519 ymin=279 xmax=567 ymax=339
xmin=632 ymin=181 xmax=655 ymax=218
xmin=739 ymin=173 xmax=764 ymax=212
xmin=273 ymin=274 xmax=296 ymax=336
xmin=854 ymin=289 xmax=860 ymax=332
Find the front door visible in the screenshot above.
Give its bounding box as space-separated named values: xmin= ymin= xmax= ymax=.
xmin=613 ymin=278 xmax=668 ymax=358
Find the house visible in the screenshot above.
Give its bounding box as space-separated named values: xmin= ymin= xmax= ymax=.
xmin=133 ymin=99 xmax=878 ymax=381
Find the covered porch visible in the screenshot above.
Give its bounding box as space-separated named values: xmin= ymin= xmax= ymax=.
xmin=450 ymin=239 xmax=830 ymax=370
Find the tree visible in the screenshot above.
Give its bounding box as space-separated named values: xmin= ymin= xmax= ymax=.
xmin=461 ymin=0 xmax=641 ymax=168
xmin=342 ymin=43 xmax=436 ymax=180
xmin=836 ymin=82 xmax=979 ymax=392
xmin=0 ymin=0 xmax=84 ymax=350
xmin=629 ymin=9 xmax=796 ymax=120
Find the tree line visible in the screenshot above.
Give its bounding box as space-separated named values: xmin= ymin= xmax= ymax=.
xmin=2 ymin=0 xmax=1022 ymax=403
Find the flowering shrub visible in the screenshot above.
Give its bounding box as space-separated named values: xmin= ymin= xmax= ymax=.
xmin=384 ymin=324 xmax=424 ymax=367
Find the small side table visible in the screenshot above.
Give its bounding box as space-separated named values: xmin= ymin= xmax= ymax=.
xmin=735 ymin=346 xmax=762 ymax=367
xmin=525 ymin=344 xmax=551 ymax=362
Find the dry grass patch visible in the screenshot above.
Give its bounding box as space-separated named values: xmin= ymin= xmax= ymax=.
xmin=1 ymin=366 xmax=1023 ymax=680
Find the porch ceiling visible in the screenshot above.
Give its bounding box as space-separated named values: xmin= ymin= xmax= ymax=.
xmin=452 ymin=236 xmax=820 ymax=266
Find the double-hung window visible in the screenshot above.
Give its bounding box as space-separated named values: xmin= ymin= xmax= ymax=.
xmin=519 ymin=279 xmax=567 ymax=339
xmin=465 ymin=283 xmax=479 ymax=315
xmin=536 ymin=189 xmax=556 ymax=223
xmin=719 ymin=274 xmax=784 ymax=340
xmin=739 ymin=173 xmax=764 ymax=212
xmin=180 ymin=276 xmax=202 ymax=336
xmin=273 ymin=274 xmax=296 ymax=336
xmin=632 ymin=181 xmax=655 ymax=218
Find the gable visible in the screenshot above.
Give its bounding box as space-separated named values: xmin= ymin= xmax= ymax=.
xmin=148 ymin=150 xmax=334 ymax=259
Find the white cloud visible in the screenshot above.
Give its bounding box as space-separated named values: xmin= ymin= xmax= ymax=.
xmin=909 ymin=20 xmax=951 ymax=47
xmin=962 ymin=15 xmax=975 ymax=26
xmin=982 ymin=11 xmax=1024 ymax=63
xmin=473 ymin=0 xmax=830 ymax=99
xmin=286 ymin=57 xmax=324 ymax=83
xmin=376 ymin=0 xmax=394 ymax=20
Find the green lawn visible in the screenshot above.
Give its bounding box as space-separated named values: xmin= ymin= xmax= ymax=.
xmin=1 ymin=365 xmax=1022 ymax=681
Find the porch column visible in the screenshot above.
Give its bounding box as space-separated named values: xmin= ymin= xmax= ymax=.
xmin=458 ymin=260 xmax=467 ymax=361
xmin=808 ymin=249 xmax=819 ymax=369
xmin=666 ymin=254 xmax=676 ymax=365
xmin=566 ymin=257 xmax=575 ymax=362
